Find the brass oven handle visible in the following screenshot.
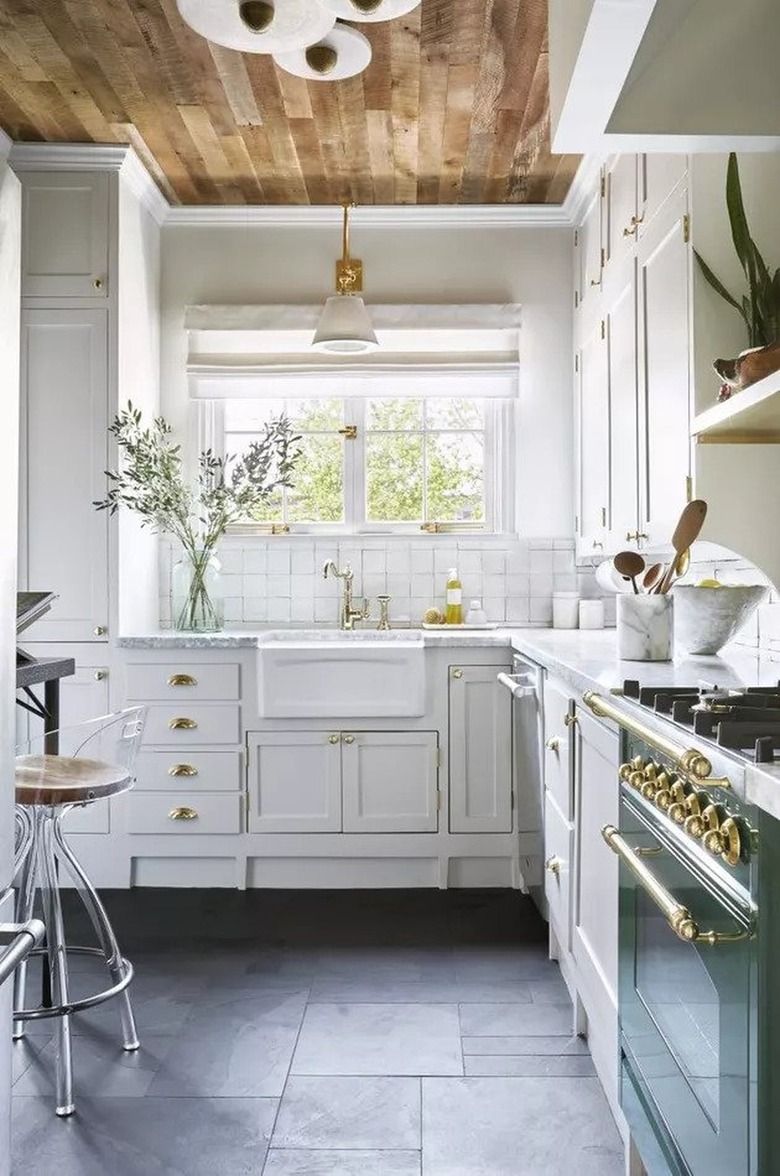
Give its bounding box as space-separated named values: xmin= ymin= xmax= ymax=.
xmin=602 ymin=825 xmax=749 ymax=945
xmin=168 ymin=673 xmax=197 ymax=687
xmin=583 ymin=691 xmax=730 ymax=789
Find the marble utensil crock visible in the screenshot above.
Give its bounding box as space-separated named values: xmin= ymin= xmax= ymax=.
xmin=617 ymin=594 xmax=673 ymax=661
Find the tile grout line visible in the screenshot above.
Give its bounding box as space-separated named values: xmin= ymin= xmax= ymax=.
xmin=259 ymin=984 xmax=313 ymax=1176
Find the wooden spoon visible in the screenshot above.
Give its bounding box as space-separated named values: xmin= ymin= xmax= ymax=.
xmin=666 ymin=548 xmax=691 ymax=592
xmin=642 ymin=562 xmax=664 ymax=593
xmin=657 ymin=500 xmax=708 ymax=594
xmin=613 ymin=550 xmax=645 ymax=595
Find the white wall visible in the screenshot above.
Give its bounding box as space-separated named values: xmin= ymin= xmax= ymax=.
xmin=160 ymin=222 xmax=575 ymax=538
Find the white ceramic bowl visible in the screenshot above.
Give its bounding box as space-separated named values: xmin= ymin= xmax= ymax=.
xmin=672 ymin=584 xmax=769 ymax=655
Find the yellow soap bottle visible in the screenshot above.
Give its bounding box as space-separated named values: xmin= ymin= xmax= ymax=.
xmin=445 ymin=567 xmax=463 ymax=625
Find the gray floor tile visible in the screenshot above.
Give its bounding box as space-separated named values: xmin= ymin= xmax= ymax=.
xmin=453 ymin=948 xmax=555 ymax=982
xmin=529 ymin=978 xmax=572 ymax=1005
xmin=459 ymin=1002 xmax=574 ymax=1037
xmin=264 ymin=1149 xmax=421 ymax=1175
xmin=273 ymin=1075 xmax=420 ymax=1149
xmin=422 ymin=1077 xmax=624 ymax=1175
xmin=148 ymin=989 xmax=308 ymax=1098
xmin=309 ymin=979 xmax=532 ymax=1004
xmin=462 ymin=1035 xmax=589 ymax=1056
xmin=464 ymin=1055 xmax=597 ymax=1076
xmin=14 ymin=1035 xmax=176 ymax=1099
xmin=292 ymin=1003 xmax=463 ymax=1076
xmin=12 ymin=1095 xmax=277 ymax=1176
xmin=12 ymin=1035 xmax=50 ymax=1085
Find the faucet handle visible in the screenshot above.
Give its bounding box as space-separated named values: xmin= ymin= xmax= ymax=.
xmin=376 ymin=595 xmax=391 ymax=631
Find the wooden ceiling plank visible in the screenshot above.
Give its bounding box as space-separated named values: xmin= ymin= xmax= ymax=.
xmin=499 ymin=0 xmax=546 ymax=112
xmin=207 ymin=44 xmax=263 ymax=127
xmin=244 ymin=57 xmax=309 ymax=204
xmin=0 ymin=48 xmax=76 ymax=140
xmin=239 ymin=124 xmax=290 ymax=203
xmin=366 ymin=108 xmax=394 ymax=205
xmin=546 ymin=153 xmax=581 ymax=204
xmin=32 ymin=1 xmax=129 ymax=125
xmin=485 ymin=107 xmax=523 ymax=202
xmin=0 ymin=29 xmax=49 ymax=82
xmin=158 ymin=0 xmax=241 ymax=137
xmin=416 ymin=45 xmax=449 ymax=204
xmin=276 ymin=69 xmax=313 ymax=122
xmin=288 ymin=116 xmax=330 ymax=206
xmin=336 ymin=75 xmax=373 ymax=205
xmin=390 ymin=9 xmax=421 ymax=204
xmin=437 ymin=62 xmax=477 ymax=204
xmin=362 ymin=23 xmax=392 ymax=111
xmin=110 ymin=120 xmax=180 ymax=203
xmin=219 ymin=131 xmax=266 ymax=202
xmin=306 ymin=79 xmax=347 ymax=203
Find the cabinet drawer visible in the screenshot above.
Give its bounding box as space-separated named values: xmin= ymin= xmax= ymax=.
xmin=126 ymin=663 xmax=240 ymax=702
xmin=543 ymin=680 xmax=573 ymax=820
xmin=544 ymin=792 xmax=573 ymax=953
xmin=127 ymin=791 xmax=243 ymax=834
xmin=136 ymin=750 xmax=242 ymax=792
xmin=143 ymin=704 xmax=240 ymax=745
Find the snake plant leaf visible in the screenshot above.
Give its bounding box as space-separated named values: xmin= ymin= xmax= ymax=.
xmin=693 ymin=248 xmax=743 ymax=312
xmin=726 ymin=153 xmax=757 ymax=289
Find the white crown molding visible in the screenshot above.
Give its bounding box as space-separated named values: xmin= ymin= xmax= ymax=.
xmin=119 ymin=149 xmax=170 ymax=227
xmin=165 ymin=202 xmax=574 ymax=227
xmin=0 ymin=128 xmax=11 ymax=160
xmin=560 ymin=153 xmax=603 ymax=225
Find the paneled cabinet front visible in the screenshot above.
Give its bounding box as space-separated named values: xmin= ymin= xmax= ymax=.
xmin=247 ymin=731 xmax=342 ymax=833
xmin=21 ymin=171 xmax=109 ymax=298
xmin=448 ymin=665 xmax=512 ymax=833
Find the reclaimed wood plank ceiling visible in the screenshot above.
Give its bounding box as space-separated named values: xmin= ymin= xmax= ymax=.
xmin=0 ymin=0 xmax=580 ymax=205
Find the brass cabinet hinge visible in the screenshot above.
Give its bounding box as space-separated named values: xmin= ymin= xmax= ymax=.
xmin=338 ymin=425 xmax=358 ymax=440
xmin=575 ymin=514 xmax=579 ymax=533
xmin=600 ymin=319 xmax=605 ymax=340
xmin=600 ymin=247 xmax=605 ymax=269
xmin=436 ymin=789 xmax=442 ymax=811
xmin=436 ymin=747 xmax=441 ymax=768
xmin=574 ymin=229 xmax=579 ymax=247
xmin=601 ymin=506 xmax=607 ymax=527
xmin=574 ymin=290 xmax=579 ymax=308
xmin=600 ymin=174 xmax=606 ymax=198
xmin=574 ymin=354 xmax=579 ymax=372
xmin=683 ymin=213 xmax=690 ymax=244
xmin=686 ymin=474 xmax=693 ymax=502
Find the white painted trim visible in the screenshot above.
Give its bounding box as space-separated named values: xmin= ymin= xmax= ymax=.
xmin=9 ymin=143 xmax=131 ymax=171
xmin=165 ymin=202 xmax=574 ymax=227
xmin=0 ymin=128 xmax=11 ymax=160
xmin=118 ymin=149 xmax=170 ymax=227
xmin=561 ymin=153 xmax=604 ymax=226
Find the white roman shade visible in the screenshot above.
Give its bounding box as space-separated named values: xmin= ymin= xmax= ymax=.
xmin=186 ymin=303 xmax=521 ymax=399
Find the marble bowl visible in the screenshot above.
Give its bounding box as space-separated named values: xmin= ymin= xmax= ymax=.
xmin=672 ymin=584 xmax=769 ymax=655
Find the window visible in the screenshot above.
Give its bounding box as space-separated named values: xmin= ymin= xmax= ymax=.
xmin=218 ymin=394 xmax=514 ymax=535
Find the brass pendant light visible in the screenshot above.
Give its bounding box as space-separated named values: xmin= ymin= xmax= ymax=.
xmin=312 ymin=204 xmax=379 ymax=354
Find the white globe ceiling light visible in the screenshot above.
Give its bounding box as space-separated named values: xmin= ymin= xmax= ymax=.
xmin=312 ymin=204 xmax=379 ymax=354
xmin=317 ymin=0 xmax=420 ymax=22
xmin=176 ymin=0 xmax=335 ymax=55
xmin=273 ymin=23 xmax=372 ymax=81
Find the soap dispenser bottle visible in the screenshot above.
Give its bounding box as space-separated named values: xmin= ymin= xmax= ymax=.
xmin=445 ymin=567 xmax=463 ymax=625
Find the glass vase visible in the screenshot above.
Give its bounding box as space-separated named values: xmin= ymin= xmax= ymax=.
xmin=171 ymin=549 xmax=224 ymax=632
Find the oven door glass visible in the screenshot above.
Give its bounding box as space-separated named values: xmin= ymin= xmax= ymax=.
xmin=619 ymin=795 xmax=755 ymax=1176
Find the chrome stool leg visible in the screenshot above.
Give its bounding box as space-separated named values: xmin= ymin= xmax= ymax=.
xmin=13 ymin=807 xmax=40 ymax=1041
xmin=52 ymin=812 xmax=139 ymax=1052
xmin=39 ymin=811 xmax=74 ymax=1117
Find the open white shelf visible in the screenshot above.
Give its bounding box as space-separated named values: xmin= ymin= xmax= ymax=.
xmin=692 ymin=369 xmax=780 ymax=442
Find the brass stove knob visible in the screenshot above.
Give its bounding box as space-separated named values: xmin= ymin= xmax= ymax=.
xmin=703 ymin=828 xmax=725 ymax=855
xmin=684 ymin=813 xmax=705 ymax=839
xmin=619 ymin=762 xmax=633 ymax=782
xmin=643 ymin=763 xmax=658 ymax=780
xmin=667 ymin=781 xmax=688 ymax=824
xmin=628 ymin=771 xmax=645 ymax=791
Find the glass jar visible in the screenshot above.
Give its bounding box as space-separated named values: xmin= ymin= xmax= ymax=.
xmin=171 ymin=549 xmax=224 ymax=632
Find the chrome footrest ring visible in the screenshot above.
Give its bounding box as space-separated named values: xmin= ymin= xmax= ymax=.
xmin=13 ymin=948 xmax=134 ymax=1021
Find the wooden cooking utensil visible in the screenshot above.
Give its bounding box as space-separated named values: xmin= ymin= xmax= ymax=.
xmin=642 ymin=562 xmax=664 ymax=593
xmin=665 ymin=548 xmax=691 ymax=593
xmin=613 ymin=550 xmax=645 ymax=595
xmin=657 ymin=500 xmax=708 ymax=594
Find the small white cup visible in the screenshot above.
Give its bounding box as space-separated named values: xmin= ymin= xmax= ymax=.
xmin=579 ymin=599 xmax=605 ymax=630
xmin=617 ymin=594 xmax=673 ymax=661
xmin=553 ymin=592 xmax=580 ymax=629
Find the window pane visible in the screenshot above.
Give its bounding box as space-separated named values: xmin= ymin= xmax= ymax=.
xmin=224 ymin=399 xmax=286 ymax=433
xmin=244 ymin=487 xmax=283 ymax=523
xmin=287 ymin=434 xmax=344 ymax=523
xmin=366 ymin=433 xmax=423 ymax=521
xmin=425 ymin=398 xmax=484 ymax=430
xmin=426 ymin=432 xmax=484 ymax=522
xmin=287 ymin=398 xmax=343 ymax=431
xmin=366 ymin=398 xmax=423 ymax=430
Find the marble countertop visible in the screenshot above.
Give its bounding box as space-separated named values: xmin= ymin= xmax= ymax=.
xmin=117 ymin=626 xmax=525 ymax=650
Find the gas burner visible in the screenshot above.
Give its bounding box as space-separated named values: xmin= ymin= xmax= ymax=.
xmin=692 ymin=690 xmax=739 ymax=714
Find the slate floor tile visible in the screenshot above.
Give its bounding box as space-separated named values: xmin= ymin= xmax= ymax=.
xmin=422 ymin=1077 xmax=624 ymax=1175
xmin=272 ymin=1075 xmax=420 ymax=1149
xmin=12 ymin=1095 xmax=278 ymax=1176
xmin=308 ymin=979 xmax=532 ymax=1004
xmin=529 ymin=978 xmax=572 ymax=1005
xmin=458 ymin=1002 xmax=574 ymax=1037
xmin=292 ymin=1003 xmax=463 ymax=1076
xmin=462 ymin=1035 xmax=589 ymax=1056
xmin=14 ymin=1034 xmax=176 ymax=1099
xmin=464 ymin=1055 xmax=596 ymax=1076
xmin=263 ymin=1149 xmax=421 ymax=1175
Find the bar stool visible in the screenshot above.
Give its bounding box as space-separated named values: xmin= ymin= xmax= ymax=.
xmin=13 ymin=707 xmax=146 ymax=1117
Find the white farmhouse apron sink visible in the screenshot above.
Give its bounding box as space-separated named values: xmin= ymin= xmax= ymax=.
xmin=256 ymin=631 xmax=426 ymax=718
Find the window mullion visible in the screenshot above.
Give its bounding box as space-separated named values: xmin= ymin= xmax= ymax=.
xmin=345 ymin=397 xmax=363 ymax=531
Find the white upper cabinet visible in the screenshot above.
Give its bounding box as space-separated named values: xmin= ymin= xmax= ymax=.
xmin=605 ymin=264 xmax=640 ymax=547
xmin=576 ymin=319 xmax=609 ymax=552
xmin=637 ymin=188 xmax=692 ymax=547
xmin=21 ymin=172 xmax=109 ymax=299
xmin=604 ymin=154 xmax=638 ymax=274
xmin=449 ymin=665 xmax=512 ymax=834
xmin=639 ymin=154 xmax=688 ymax=231
xmin=19 ymin=308 xmax=109 ymax=641
xmin=342 ymin=731 xmax=438 ymax=834
xmin=577 ymin=186 xmax=603 ymax=305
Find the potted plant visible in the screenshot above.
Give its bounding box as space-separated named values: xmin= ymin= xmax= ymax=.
xmin=95 ymin=403 xmax=300 ymax=631
xmin=694 ymin=153 xmax=780 ymax=400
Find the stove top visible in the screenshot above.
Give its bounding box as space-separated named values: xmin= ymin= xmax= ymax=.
xmin=623 ymin=679 xmax=780 ymax=765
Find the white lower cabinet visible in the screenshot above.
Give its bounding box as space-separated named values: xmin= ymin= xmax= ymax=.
xmin=448 ymin=665 xmax=512 ymax=833
xmin=247 ymin=731 xmax=342 ymax=833
xmin=127 ymin=791 xmax=243 ymax=835
xmin=342 ymin=731 xmax=438 ymax=833
xmin=45 ymin=655 xmax=111 ymax=836
xmin=544 ymin=791 xmax=573 ymax=955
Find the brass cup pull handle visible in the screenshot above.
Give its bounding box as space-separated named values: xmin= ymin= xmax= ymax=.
xmin=168 ymin=806 xmax=198 ymax=821
xmin=169 ymin=717 xmax=198 ymax=730
xmin=545 ymin=737 xmax=560 ymax=753
xmin=545 ymin=855 xmax=562 ymax=875
xmin=602 ymin=826 xmax=749 ymax=945
xmin=169 ymin=763 xmax=198 ymax=777
xmin=168 ymin=673 xmax=197 ymax=687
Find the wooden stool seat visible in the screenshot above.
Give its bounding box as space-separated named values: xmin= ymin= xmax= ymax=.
xmin=15 ymin=755 xmax=132 ymax=807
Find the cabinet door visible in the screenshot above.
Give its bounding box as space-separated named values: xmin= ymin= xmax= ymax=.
xmin=639 ymin=154 xmax=688 ymax=229
xmin=572 ymin=709 xmax=619 ymax=1002
xmin=637 ymin=190 xmax=692 ymax=547
xmin=20 ymin=309 xmax=109 ymax=642
xmin=578 ymin=187 xmax=603 ymax=302
xmin=449 ymin=666 xmax=512 ymax=833
xmin=576 ymin=319 xmax=609 ymax=552
xmin=544 ymin=791 xmax=573 ymax=954
xmin=605 ymin=154 xmax=638 ymax=272
xmin=606 ymin=264 xmax=639 ymax=548
xmin=342 ymin=731 xmax=438 ymax=833
xmin=542 ymin=679 xmax=573 ymax=821
xmin=54 ymin=659 xmax=111 ymax=835
xmin=247 ymin=731 xmax=342 ymax=832
xmin=21 ymin=172 xmax=109 ymax=298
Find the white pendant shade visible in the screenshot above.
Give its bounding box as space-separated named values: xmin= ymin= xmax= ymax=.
xmin=176 ymin=0 xmax=335 ymax=54
xmin=312 ymin=295 xmax=379 ymax=353
xmin=273 ymin=23 xmax=372 ymax=81
xmin=317 ymin=0 xmax=420 ymax=21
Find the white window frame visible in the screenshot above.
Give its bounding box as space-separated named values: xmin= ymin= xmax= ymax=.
xmin=200 ymin=396 xmax=516 ymax=537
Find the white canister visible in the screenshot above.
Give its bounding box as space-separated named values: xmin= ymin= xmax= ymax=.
xmin=617 ymin=594 xmax=674 ymax=662
xmin=579 ymin=599 xmax=605 ymax=630
xmin=553 ymin=592 xmax=580 ymax=629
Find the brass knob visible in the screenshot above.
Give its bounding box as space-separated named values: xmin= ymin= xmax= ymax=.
xmin=545 ymin=855 xmax=562 ymax=875
xmin=168 ymin=673 xmax=197 ymax=687
xmin=703 ymin=828 xmax=725 ymax=855
xmin=628 ymin=771 xmax=645 ymax=791
xmin=328 ymin=734 xmax=339 ymax=744
xmin=168 ymin=763 xmax=198 ymax=777
xmin=342 ymin=734 xmax=355 ymax=744
xmin=668 ymin=803 xmax=687 ymax=824
xmin=643 ymin=764 xmax=657 ymax=780
xmin=93 ymin=625 xmax=107 ymax=636
xmin=168 ymin=806 xmax=198 ymax=821
xmin=625 ymin=531 xmax=649 ymax=542
xmin=684 ymin=813 xmax=705 ymax=839
xmin=545 ymin=737 xmax=560 ymax=753
xmin=93 ymin=277 xmax=103 ymax=290
xmin=564 ymin=714 xmax=578 ymax=729
xmin=640 ymin=780 xmax=657 ymax=800
xmin=592 ymin=540 xmax=603 ymax=550
xmin=451 ymin=668 xmax=463 ymax=679
xmin=655 ymin=789 xmax=672 ymax=812
xmin=618 ymin=762 xmax=633 ymax=782
xmin=622 ymin=224 xmax=637 ymax=238
xmin=169 ymin=717 xmax=197 ymax=730
xmin=93 ymin=669 xmax=107 ymax=681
